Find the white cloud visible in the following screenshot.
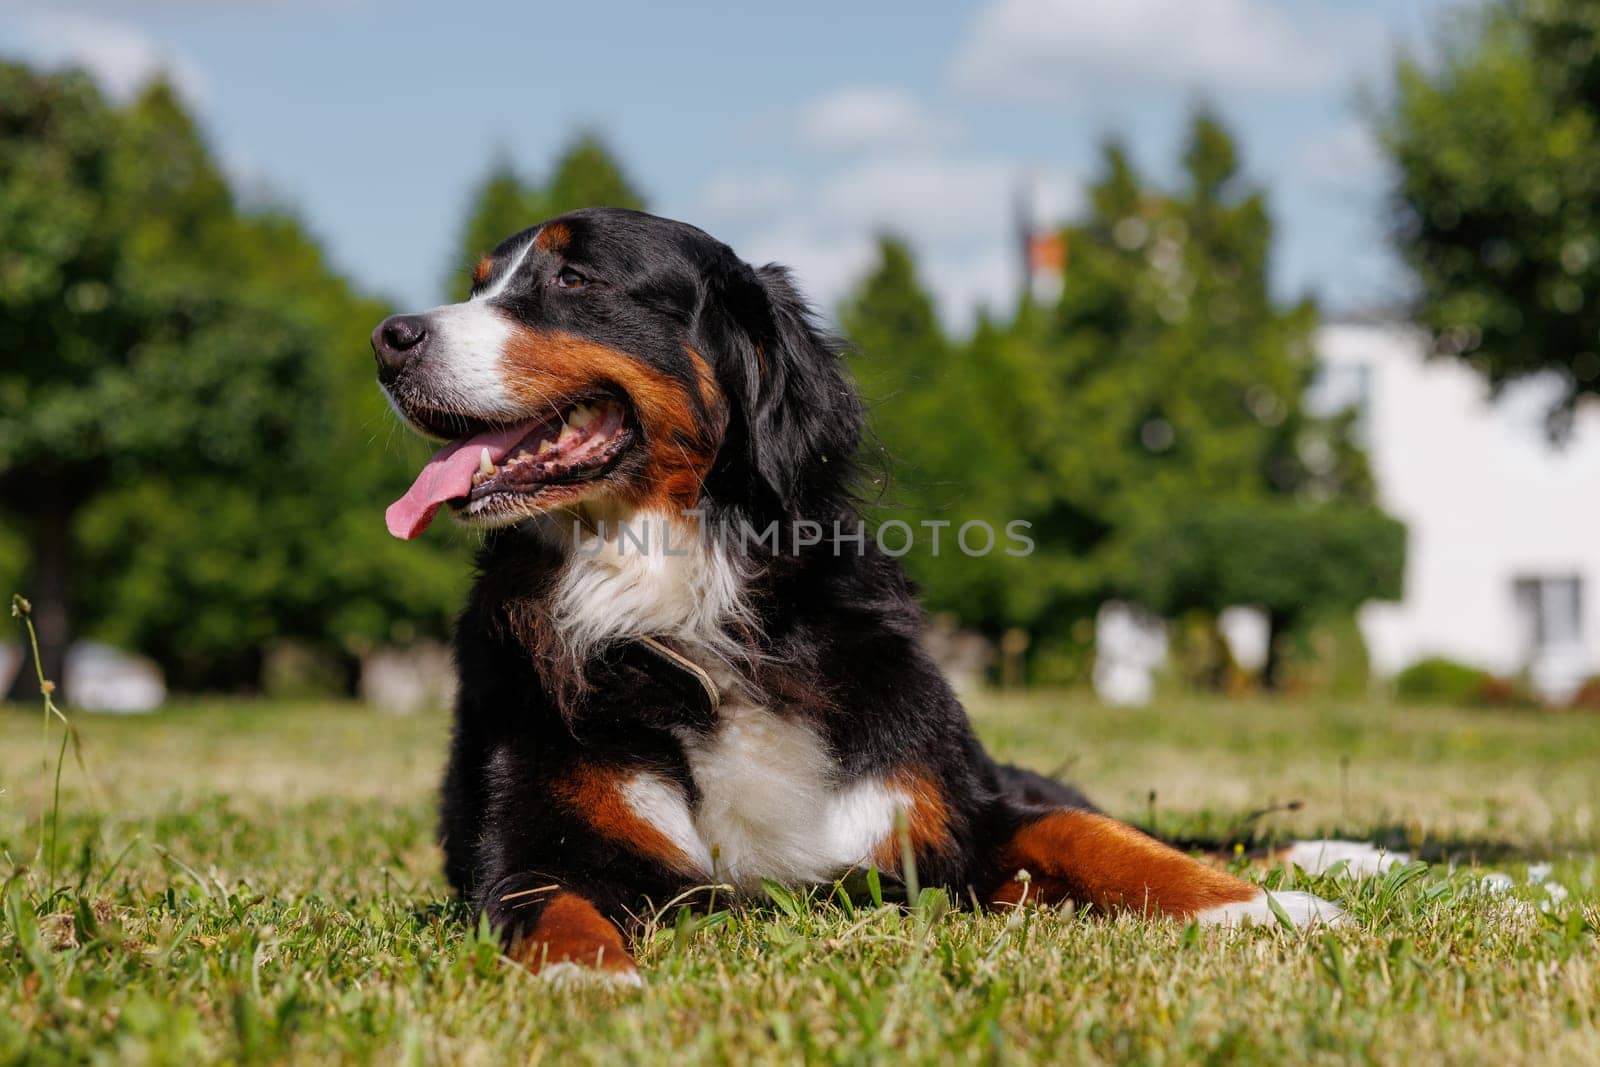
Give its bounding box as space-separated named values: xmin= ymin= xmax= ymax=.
xmin=739 ymin=218 xmax=1014 ymax=334
xmin=918 ymin=241 xmax=1020 ymax=331
xmin=697 ymin=77 xmax=1082 ymax=331
xmin=819 ymin=154 xmax=1080 ymax=244
xmin=699 ymin=172 xmax=798 ymax=222
xmin=1299 ymin=120 xmax=1388 ymax=188
xmin=818 ymin=154 xmax=1016 ymax=242
xmin=798 ymin=87 xmax=961 ymax=153
xmin=1018 ymin=168 xmax=1080 ymax=225
xmin=737 ymin=219 xmax=879 ymax=316
xmin=707 ymin=153 xmax=1079 ymax=331
xmin=952 ymin=0 xmax=1374 ymax=101
xmin=12 ymin=10 xmax=208 ymax=105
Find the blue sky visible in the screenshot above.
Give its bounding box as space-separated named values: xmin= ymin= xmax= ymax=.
xmin=3 ymin=0 xmax=1462 ymax=329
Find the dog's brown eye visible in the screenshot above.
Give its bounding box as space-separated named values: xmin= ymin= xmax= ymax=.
xmin=556 ymin=267 xmax=588 ymax=289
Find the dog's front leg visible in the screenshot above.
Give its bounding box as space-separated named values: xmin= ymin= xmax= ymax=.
xmin=985 ymin=808 xmax=1344 ymax=927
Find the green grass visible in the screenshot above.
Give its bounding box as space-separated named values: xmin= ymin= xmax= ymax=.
xmin=2 ymin=694 xmax=1599 ymax=1065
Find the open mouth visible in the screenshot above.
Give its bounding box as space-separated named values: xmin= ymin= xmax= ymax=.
xmin=463 ymin=398 xmax=631 ymax=504
xmin=386 ymin=397 xmax=633 ymax=539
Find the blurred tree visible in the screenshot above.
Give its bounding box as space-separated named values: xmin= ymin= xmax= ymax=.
xmin=841 ymin=235 xmax=952 ymax=506
xmin=444 ymin=158 xmax=539 ymax=302
xmin=1381 ymin=0 xmax=1600 ymax=430
xmin=543 ymin=131 xmax=647 ymax=217
xmin=840 ymin=110 xmax=1397 ymax=687
xmin=0 ymin=67 xmax=284 ymax=698
xmin=841 ymin=238 xmax=1046 ymax=637
xmin=445 ymin=132 xmax=645 ymax=301
xmin=0 ymin=64 xmax=464 ymax=698
xmin=1129 ymin=502 xmax=1406 ymax=687
xmin=1035 ymin=117 xmax=1318 ymax=530
xmin=1041 ymin=114 xmax=1399 ymax=685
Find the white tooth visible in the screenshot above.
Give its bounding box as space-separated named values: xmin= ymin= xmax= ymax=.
xmin=478 ymin=447 xmax=494 ymax=477
xmin=537 ymin=439 xmax=555 ymax=455
xmin=557 ymin=423 xmax=576 ymax=444
xmin=567 ymin=404 xmax=594 ymax=428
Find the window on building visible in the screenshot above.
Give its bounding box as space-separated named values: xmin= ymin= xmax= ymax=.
xmin=1513 ymin=575 xmax=1584 ymax=653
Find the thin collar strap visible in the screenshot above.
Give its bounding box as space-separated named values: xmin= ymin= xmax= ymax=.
xmin=636 ymin=635 xmax=721 ymax=713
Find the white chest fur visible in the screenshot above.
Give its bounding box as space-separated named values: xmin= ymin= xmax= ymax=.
xmin=621 ymin=699 xmax=907 ymax=892
xmin=543 ymin=508 xmax=753 ymax=667
xmin=541 ymin=506 xmax=904 ymax=890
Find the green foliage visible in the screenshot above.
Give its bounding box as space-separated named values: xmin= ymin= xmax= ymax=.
xmin=1029 ymin=116 xmax=1329 ymax=577
xmin=0 ymin=71 xmax=289 ymax=483
xmin=1274 ymin=613 xmax=1376 ymax=699
xmin=544 ymin=132 xmax=647 ymax=217
xmin=842 ymin=237 xmax=951 ymax=461
xmin=444 ymin=159 xmax=536 ymax=303
xmin=1129 ymin=501 xmax=1406 ymax=624
xmin=0 ymin=63 xmax=466 ymax=693
xmin=444 ymin=132 xmax=646 ymax=300
xmin=1131 ymin=500 xmax=1403 ymax=687
xmin=1380 ymin=0 xmax=1600 ymax=425
xmin=1394 ymin=656 xmax=1497 ymax=705
xmin=0 ymin=67 xmax=655 ymax=692
xmin=841 ymin=110 xmax=1397 ymax=686
xmin=1390 ymin=655 xmax=1537 ymax=708
xmin=72 ymin=480 xmax=463 ymax=690
xmin=842 ymin=240 xmax=1044 ymax=632
xmin=0 ymin=524 xmax=23 ymax=606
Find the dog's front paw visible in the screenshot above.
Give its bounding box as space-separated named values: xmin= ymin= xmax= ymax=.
xmin=534 ymin=960 xmax=645 ymax=990
xmin=1196 ymin=889 xmax=1347 ymax=928
xmin=499 ymin=888 xmax=643 ymax=987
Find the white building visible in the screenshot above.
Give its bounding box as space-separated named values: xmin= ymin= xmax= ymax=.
xmin=1313 ymin=320 xmax=1600 ymax=699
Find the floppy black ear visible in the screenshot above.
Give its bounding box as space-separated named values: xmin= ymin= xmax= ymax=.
xmin=700 ymin=261 xmax=863 ymax=518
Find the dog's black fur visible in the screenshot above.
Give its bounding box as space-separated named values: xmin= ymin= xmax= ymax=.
xmin=376 ymin=208 xmax=1274 ymax=979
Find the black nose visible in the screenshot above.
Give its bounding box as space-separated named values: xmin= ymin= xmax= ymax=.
xmin=371 ymin=314 xmax=430 ymax=375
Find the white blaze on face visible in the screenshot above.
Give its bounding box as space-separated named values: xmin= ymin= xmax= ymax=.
xmin=474 ymin=238 xmax=536 ymax=302
xmin=410 ymin=238 xmax=539 ymax=419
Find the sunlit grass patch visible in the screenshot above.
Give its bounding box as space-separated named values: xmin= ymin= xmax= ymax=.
xmin=2 ymin=694 xmax=1598 ymax=1064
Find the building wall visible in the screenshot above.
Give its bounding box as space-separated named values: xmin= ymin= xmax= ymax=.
xmin=1314 ymin=323 xmax=1600 ymax=697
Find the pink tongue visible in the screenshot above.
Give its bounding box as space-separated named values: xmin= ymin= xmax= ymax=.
xmin=386 ymin=424 xmax=535 ymax=540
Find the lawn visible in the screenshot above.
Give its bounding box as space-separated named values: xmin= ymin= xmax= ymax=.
xmin=2 ymin=692 xmax=1598 ymax=1065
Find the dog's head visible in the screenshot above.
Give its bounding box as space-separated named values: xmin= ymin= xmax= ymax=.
xmin=375 ymin=208 xmax=860 ymax=540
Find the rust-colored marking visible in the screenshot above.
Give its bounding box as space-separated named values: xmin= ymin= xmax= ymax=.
xmin=536 ymin=222 xmax=572 ymax=252
xmin=552 ymin=762 xmax=700 ymax=873
xmin=472 ymin=255 xmax=494 ymax=287
xmin=685 ymin=346 xmax=725 ymax=413
xmin=501 ymin=328 xmax=721 ymax=511
xmin=508 ymin=891 xmax=636 ymax=976
xmin=874 ymin=771 xmax=953 ymax=869
xmin=986 ymin=809 xmax=1258 ymax=918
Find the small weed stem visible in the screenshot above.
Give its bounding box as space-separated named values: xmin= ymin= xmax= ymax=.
xmin=12 ymin=594 xmax=72 ymax=897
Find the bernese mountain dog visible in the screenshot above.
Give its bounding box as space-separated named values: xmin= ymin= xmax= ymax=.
xmin=372 ymin=207 xmax=1341 ymax=987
